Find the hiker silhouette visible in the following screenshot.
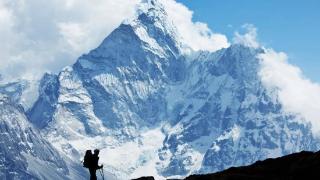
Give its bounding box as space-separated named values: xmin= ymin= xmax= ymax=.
xmin=83 ymin=149 xmax=103 ymax=180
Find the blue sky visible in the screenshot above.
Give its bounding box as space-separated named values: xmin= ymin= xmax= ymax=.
xmin=178 ymin=0 xmax=320 ymax=83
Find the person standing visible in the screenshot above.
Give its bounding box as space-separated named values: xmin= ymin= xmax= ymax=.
xmin=83 ymin=149 xmax=103 ymax=180
xmin=89 ymin=149 xmax=103 ymax=180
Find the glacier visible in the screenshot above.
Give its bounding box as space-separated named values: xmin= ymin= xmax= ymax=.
xmin=0 ymin=0 xmax=319 ymax=179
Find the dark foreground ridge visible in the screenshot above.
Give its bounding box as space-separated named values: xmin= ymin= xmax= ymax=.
xmin=134 ymin=151 xmax=320 ymax=180
xmin=132 ymin=176 xmax=155 ymax=180
xmin=185 ymin=150 xmax=320 ymax=180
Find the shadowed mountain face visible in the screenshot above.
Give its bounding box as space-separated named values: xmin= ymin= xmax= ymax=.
xmin=185 ymin=150 xmax=320 ymax=180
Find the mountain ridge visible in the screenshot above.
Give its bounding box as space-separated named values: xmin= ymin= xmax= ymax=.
xmin=133 ymin=150 xmax=320 ymax=180
xmin=185 ymin=150 xmax=320 ymax=180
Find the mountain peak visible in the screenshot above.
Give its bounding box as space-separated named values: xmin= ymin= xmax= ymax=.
xmin=125 ymin=0 xmax=182 ymax=56
xmin=124 ymin=0 xmax=169 ymax=27
xmin=83 ymin=0 xmax=181 ymax=63
xmin=139 ymin=0 xmax=165 ymax=10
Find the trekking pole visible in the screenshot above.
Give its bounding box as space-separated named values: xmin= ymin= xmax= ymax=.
xmin=99 ymin=168 xmax=104 ymax=180
xmin=102 ymin=168 xmax=104 ymax=180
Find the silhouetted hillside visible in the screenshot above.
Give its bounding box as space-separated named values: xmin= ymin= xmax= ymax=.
xmin=132 ymin=176 xmax=155 ymax=180
xmin=185 ymin=151 xmax=320 ymax=180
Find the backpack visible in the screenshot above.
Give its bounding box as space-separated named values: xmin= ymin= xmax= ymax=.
xmin=83 ymin=150 xmax=92 ymax=168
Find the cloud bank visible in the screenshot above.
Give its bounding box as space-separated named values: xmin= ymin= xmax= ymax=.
xmin=160 ymin=0 xmax=229 ymax=52
xmin=235 ymin=24 xmax=320 ymax=136
xmin=258 ymin=49 xmax=320 ymax=135
xmin=0 ymin=0 xmax=139 ymax=82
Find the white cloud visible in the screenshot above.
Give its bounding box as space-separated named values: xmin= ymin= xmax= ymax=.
xmin=58 ymin=22 xmax=87 ymax=52
xmin=159 ymin=0 xmax=230 ymax=52
xmin=258 ymin=49 xmax=320 ymax=135
xmin=233 ymin=23 xmax=259 ymax=48
xmin=0 ymin=0 xmax=139 ymax=82
xmin=233 ymin=23 xmax=320 ymax=136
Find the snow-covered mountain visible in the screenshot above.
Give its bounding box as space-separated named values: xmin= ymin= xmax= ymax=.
xmin=1 ymin=0 xmax=318 ymax=179
xmin=0 ymin=84 xmax=87 ymax=179
xmin=157 ymin=46 xmax=317 ymax=176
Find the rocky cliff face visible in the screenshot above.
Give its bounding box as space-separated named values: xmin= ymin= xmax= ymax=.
xmin=5 ymin=0 xmax=318 ymax=179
